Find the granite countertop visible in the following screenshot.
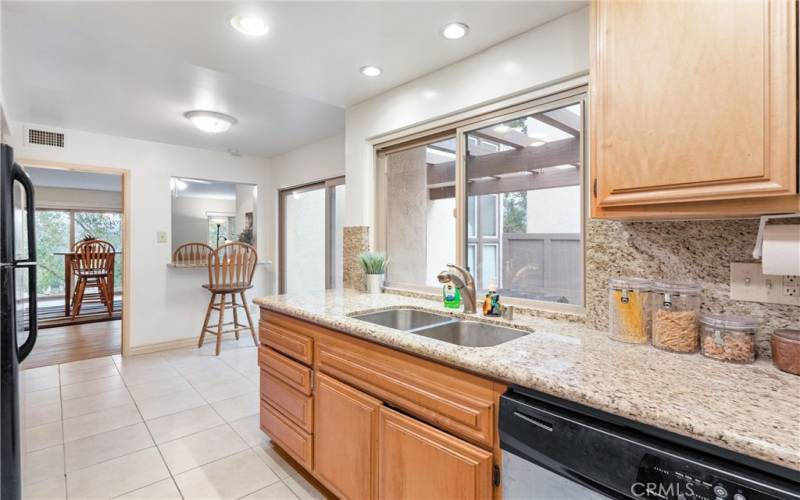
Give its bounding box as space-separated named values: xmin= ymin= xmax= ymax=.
xmin=254 ymin=289 xmax=800 ymax=472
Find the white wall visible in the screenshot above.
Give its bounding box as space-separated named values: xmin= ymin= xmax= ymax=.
xmin=263 ymin=133 xmax=345 ymax=291
xmin=171 ymin=196 xmax=236 ymax=252
xmin=36 ymin=186 xmax=122 ymax=211
xmin=7 ymin=120 xmax=271 ymax=350
xmin=344 ymin=7 xmax=589 ymax=236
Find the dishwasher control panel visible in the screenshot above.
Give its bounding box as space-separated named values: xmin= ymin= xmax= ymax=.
xmin=636 ymin=454 xmax=794 ymax=500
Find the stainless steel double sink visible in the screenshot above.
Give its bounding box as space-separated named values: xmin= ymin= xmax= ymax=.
xmin=350 ymin=308 xmax=529 ymax=347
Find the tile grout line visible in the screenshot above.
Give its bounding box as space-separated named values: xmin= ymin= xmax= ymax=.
xmin=28 ymin=346 xmax=268 ymax=499
xmin=180 ymin=345 xmax=297 ymax=490
xmin=58 ymin=362 xmax=69 ymax=500
xmin=113 ymin=353 xmax=187 ymax=500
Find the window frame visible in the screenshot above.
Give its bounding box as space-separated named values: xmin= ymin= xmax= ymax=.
xmin=375 ymin=85 xmax=588 ymax=313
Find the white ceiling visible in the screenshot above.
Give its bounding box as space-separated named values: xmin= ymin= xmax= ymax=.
xmin=2 ymin=1 xmax=585 ymax=158
xmin=26 ymin=166 xmax=122 ymax=192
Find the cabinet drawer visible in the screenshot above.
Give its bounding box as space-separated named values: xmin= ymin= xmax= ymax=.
xmin=261 ymin=370 xmax=313 ymax=433
xmin=316 ymin=333 xmax=496 ymax=449
xmin=260 ymin=400 xmax=312 ymax=470
xmin=260 ymin=321 xmax=313 ymax=365
xmin=259 ymin=346 xmax=312 ymax=395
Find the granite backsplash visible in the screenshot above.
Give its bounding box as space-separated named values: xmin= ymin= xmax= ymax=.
xmin=585 ymin=219 xmax=800 ymax=357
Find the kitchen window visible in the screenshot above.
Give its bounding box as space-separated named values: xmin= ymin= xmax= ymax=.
xmin=377 ymin=88 xmax=586 ymax=309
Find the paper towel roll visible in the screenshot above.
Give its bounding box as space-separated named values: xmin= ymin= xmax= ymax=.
xmin=761 ymin=224 xmax=800 ymax=276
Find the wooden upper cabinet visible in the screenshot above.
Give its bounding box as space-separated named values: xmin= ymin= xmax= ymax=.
xmin=377 ymin=407 xmax=494 ymax=500
xmin=313 ymin=373 xmax=381 ymax=500
xmin=591 ymin=0 xmax=798 ymax=217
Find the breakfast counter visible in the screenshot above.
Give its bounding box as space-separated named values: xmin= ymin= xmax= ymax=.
xmin=253 ymin=289 xmax=800 ymax=473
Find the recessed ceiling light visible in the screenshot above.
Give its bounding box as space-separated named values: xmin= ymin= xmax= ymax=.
xmin=441 ymin=22 xmax=469 ymax=40
xmin=184 ymin=110 xmax=237 ymax=134
xmin=360 ymin=65 xmax=382 ymax=77
xmin=230 ymin=15 xmax=269 ymax=36
xmin=493 ymin=124 xmax=511 ymax=133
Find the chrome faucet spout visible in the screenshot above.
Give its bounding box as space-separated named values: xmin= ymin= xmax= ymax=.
xmin=437 ymin=264 xmax=477 ymax=314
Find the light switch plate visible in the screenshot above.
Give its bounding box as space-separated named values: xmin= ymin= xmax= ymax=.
xmin=156 ymin=231 xmax=168 ymax=244
xmin=730 ymin=262 xmax=800 ymax=306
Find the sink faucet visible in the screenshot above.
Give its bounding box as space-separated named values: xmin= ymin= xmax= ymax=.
xmin=437 ymin=264 xmax=477 ymax=314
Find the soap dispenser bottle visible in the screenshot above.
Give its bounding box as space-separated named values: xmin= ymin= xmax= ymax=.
xmin=442 ymin=280 xmax=461 ymax=309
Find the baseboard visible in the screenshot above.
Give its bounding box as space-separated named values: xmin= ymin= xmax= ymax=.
xmin=127 ymin=337 xmax=198 ymax=356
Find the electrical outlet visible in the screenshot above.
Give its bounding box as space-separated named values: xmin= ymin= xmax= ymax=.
xmin=784 ymin=276 xmax=799 ymax=297
xmin=730 ymin=263 xmax=800 ymax=306
xmin=156 ymin=231 xmax=168 ymax=244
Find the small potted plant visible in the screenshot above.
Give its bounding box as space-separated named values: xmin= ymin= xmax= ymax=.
xmin=358 ymin=251 xmax=388 ymax=294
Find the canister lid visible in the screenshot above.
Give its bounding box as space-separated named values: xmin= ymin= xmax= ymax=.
xmin=699 ymin=313 xmax=758 ymax=333
xmin=652 ymin=280 xmax=702 ymax=296
xmin=773 ymin=329 xmax=800 ymax=343
xmin=608 ymin=277 xmax=652 ymax=291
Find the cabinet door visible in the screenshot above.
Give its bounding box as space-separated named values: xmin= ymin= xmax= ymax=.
xmin=378 ymin=407 xmax=493 ymax=500
xmin=314 ymin=373 xmax=381 ymax=500
xmin=591 ymin=0 xmax=796 ymax=210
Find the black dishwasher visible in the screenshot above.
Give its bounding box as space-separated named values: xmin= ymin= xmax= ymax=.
xmin=499 ymin=386 xmax=800 ymax=500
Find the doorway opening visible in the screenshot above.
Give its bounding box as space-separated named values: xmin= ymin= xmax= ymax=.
xmin=19 ymin=160 xmax=129 ymax=369
xmin=278 ymin=176 xmax=345 ymax=294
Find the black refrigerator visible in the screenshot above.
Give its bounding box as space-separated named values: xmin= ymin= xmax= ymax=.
xmin=0 ymin=143 xmax=38 ymax=500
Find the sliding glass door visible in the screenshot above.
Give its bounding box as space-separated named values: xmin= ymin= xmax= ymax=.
xmin=35 ymin=209 xmax=123 ymax=297
xmin=279 ymin=177 xmax=345 ymax=293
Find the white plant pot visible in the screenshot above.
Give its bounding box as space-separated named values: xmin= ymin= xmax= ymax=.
xmin=366 ymin=274 xmax=384 ymax=294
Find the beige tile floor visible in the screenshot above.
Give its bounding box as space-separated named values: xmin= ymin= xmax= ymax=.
xmin=20 ymin=337 xmax=327 ymax=500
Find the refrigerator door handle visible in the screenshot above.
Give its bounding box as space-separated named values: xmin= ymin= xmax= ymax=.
xmin=11 ymin=162 xmax=36 ymax=264
xmin=16 ymin=263 xmax=37 ymax=362
xmin=11 ymin=162 xmax=37 ymax=361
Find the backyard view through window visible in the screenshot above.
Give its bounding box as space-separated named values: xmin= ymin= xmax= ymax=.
xmin=35 ymin=210 xmax=123 ymax=296
xmin=381 ymin=93 xmax=584 ymax=305
xmin=465 ymin=101 xmax=583 ymax=304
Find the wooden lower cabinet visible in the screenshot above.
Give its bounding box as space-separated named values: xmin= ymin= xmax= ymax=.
xmin=378 ymin=407 xmax=494 ymax=500
xmin=259 ymin=311 xmax=503 ymax=500
xmin=313 ymin=373 xmax=381 ymax=500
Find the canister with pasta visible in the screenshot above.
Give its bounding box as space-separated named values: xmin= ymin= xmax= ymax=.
xmin=699 ymin=314 xmax=757 ymax=364
xmin=608 ymin=278 xmax=652 ymax=344
xmin=650 ymin=281 xmax=702 ymax=353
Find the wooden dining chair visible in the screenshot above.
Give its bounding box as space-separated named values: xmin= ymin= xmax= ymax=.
xmin=71 ymin=239 xmax=115 ymax=319
xmin=198 ymin=242 xmax=258 ymax=355
xmin=173 ymin=242 xmax=214 ymax=267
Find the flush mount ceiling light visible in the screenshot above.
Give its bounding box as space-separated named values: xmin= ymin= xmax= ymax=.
xmin=493 ymin=124 xmax=511 ymax=133
xmin=229 ymin=15 xmax=269 ymax=36
xmin=530 ymin=140 xmax=546 ymax=147
xmin=184 ymin=110 xmax=237 ymax=134
xmin=360 ymin=65 xmax=382 ymax=77
xmin=441 ymin=22 xmax=469 ymax=40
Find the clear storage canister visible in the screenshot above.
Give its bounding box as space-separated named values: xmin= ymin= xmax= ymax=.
xmin=608 ymin=278 xmax=652 ymax=344
xmin=650 ymin=281 xmax=702 ymax=353
xmin=699 ymin=314 xmax=757 ymax=364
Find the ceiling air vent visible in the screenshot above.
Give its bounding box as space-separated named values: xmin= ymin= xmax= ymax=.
xmin=26 ymin=128 xmax=65 ymax=148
